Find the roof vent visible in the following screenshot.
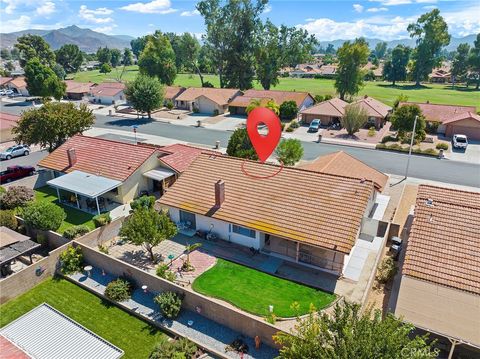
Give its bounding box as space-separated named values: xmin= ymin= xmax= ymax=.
xmin=360 ymin=177 xmax=366 ymax=184
xmin=425 ymin=198 xmax=434 ymax=206
xmin=214 ymin=179 xmax=225 ymax=208
xmin=67 ymin=148 xmax=77 ymax=167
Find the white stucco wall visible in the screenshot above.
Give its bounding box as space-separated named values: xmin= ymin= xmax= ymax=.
xmin=299 ymin=96 xmax=315 ymax=111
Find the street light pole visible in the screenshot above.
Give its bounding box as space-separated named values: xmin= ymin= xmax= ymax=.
xmin=404 ymin=115 xmax=418 ymax=180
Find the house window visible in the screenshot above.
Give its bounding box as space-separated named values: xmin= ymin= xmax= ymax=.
xmin=232 ymin=224 xmax=255 ymax=238
xmin=179 ymin=210 xmax=196 ymax=229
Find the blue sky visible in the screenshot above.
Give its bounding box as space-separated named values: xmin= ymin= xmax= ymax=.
xmin=1 ymin=0 xmax=479 ymax=41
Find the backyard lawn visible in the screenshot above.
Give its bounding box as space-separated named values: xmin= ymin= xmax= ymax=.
xmin=72 ymin=66 xmax=480 ymax=109
xmin=34 ymin=186 xmax=95 ymax=233
xmin=0 ymin=278 xmax=167 ymax=359
xmin=192 ymin=259 xmax=336 ymax=317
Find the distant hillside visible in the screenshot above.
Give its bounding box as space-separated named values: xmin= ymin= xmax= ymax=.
xmin=318 ymin=34 xmax=477 ymax=52
xmin=0 ymin=25 xmax=133 ymax=53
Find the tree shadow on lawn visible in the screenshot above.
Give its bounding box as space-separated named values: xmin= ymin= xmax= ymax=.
xmin=376 ymin=83 xmax=432 ymax=91
xmin=105 ymin=118 xmax=155 ymax=127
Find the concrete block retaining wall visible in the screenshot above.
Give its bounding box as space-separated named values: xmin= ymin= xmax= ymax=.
xmin=76 ymin=242 xmax=283 ymax=348
xmin=75 ymin=216 xmax=125 ymax=247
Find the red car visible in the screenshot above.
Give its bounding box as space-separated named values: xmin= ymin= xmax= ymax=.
xmin=0 ymin=166 xmax=35 ymax=184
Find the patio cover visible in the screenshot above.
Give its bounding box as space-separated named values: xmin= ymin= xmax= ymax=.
xmin=47 ymin=170 xmax=122 ymax=198
xmin=143 ymin=167 xmax=176 ymax=181
xmin=0 ymin=226 xmax=29 ymax=248
xmin=0 ymin=303 xmax=124 ymax=359
xmin=0 ymin=239 xmax=40 ymax=266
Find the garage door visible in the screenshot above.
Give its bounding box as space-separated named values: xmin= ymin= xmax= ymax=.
xmin=197 ymin=97 xmax=216 ymax=114
xmin=446 ymin=125 xmax=480 ymax=140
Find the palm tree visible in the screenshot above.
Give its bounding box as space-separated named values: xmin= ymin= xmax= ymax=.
xmin=183 ymin=243 xmax=202 ymax=270
xmin=266 ymin=99 xmax=280 ymax=115
xmin=246 ymin=99 xmax=261 ymax=114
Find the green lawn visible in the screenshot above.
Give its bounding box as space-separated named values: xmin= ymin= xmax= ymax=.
xmin=34 ymin=186 xmax=95 ymax=233
xmin=72 ymin=66 xmax=479 ymax=109
xmin=0 ymin=278 xmax=166 ymax=359
xmin=192 ymin=259 xmax=336 ymax=317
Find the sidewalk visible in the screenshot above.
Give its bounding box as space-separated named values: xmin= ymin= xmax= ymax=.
xmin=69 ymin=268 xmax=278 ymax=359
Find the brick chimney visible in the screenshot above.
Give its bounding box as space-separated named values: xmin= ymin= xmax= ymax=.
xmin=67 ymin=148 xmax=77 ymax=167
xmin=214 ymin=180 xmax=225 ymax=207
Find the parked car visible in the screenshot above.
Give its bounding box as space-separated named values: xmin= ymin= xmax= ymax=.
xmin=0 ymin=145 xmax=30 ymax=160
xmin=390 ymin=236 xmax=403 ymax=261
xmin=1 ymin=89 xmax=13 ymax=96
xmin=308 ymin=119 xmax=321 ymax=132
xmin=452 ymin=134 xmax=468 ymax=149
xmin=0 ymin=165 xmax=35 ymax=183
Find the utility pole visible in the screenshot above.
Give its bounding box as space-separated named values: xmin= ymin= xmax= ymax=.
xmin=404 ymin=115 xmax=418 ymax=180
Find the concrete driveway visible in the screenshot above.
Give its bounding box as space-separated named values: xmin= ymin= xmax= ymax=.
xmin=282 ymin=125 xmax=319 ymax=142
xmin=446 ymin=140 xmax=480 ymax=164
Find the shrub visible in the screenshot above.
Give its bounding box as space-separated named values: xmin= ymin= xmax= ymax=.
xmin=63 ymin=225 xmax=90 ymax=239
xmin=436 ymin=142 xmax=449 ymax=150
xmin=22 ymin=201 xmax=66 ymax=231
xmin=265 ymin=312 xmax=277 ymax=324
xmin=130 ymin=195 xmax=155 ymax=212
xmin=314 ymin=94 xmax=324 ymax=103
xmin=0 ymin=210 xmax=17 ymax=229
xmin=156 ymin=264 xmax=176 ymax=282
xmin=1 ymin=186 xmax=35 ymax=209
xmin=0 ymin=186 xmax=6 ymax=194
xmin=323 ymin=94 xmax=333 ymax=101
xmin=192 ymin=107 xmax=199 ymax=113
xmin=280 ymin=123 xmax=286 ymax=131
xmin=213 ymin=109 xmax=219 ymax=116
xmin=149 ymin=336 xmax=197 ymax=359
xmin=376 ymin=257 xmax=397 ymax=285
xmin=165 ymin=100 xmax=174 ymax=110
xmin=426 ymin=121 xmax=440 ymax=134
xmin=93 ymin=213 xmax=111 ymax=228
xmin=60 ymin=245 xmax=83 ymax=274
xmin=289 ymin=120 xmax=299 ymax=129
xmin=422 ymin=148 xmax=438 ymax=156
xmin=285 ymin=126 xmax=294 ymax=132
xmin=104 ymin=278 xmax=133 ymax=302
xmin=154 ymin=291 xmax=183 ymax=319
xmin=279 ymin=100 xmax=298 ymax=120
xmin=368 ymin=127 xmax=376 ymax=137
xmin=98 ymin=244 xmax=109 ymax=254
xmin=381 ymin=135 xmax=397 ymax=143
xmin=202 ymin=81 xmax=214 ymax=88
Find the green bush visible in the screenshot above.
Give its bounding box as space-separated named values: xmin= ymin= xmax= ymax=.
xmin=0 ymin=186 xmax=35 ymax=209
xmin=426 ymin=121 xmax=440 ymax=134
xmin=98 ymin=244 xmax=109 ymax=254
xmin=376 ymin=257 xmax=397 ymax=285
xmin=154 ymin=291 xmax=183 ymax=319
xmin=0 ymin=210 xmax=17 ymax=230
xmin=165 ymin=100 xmax=174 ymax=110
xmin=314 ymin=94 xmax=324 ymax=103
xmin=149 ymin=336 xmax=197 ymax=359
xmin=422 ymin=148 xmax=438 ymax=156
xmin=279 ymin=100 xmax=298 ymax=120
xmin=289 ymin=120 xmax=299 ymax=129
xmin=436 ymin=142 xmax=449 ymax=150
xmin=93 ymin=213 xmax=111 ymax=228
xmin=130 ymin=195 xmax=155 ymax=212
xmin=376 ymin=143 xmax=438 ymax=157
xmin=63 ymin=225 xmax=90 ymax=239
xmin=59 ymin=245 xmax=83 ymax=274
xmin=104 ymin=278 xmax=133 ymax=302
xmin=0 ymin=186 xmax=6 ymax=194
xmin=192 ymin=107 xmax=199 ymax=113
xmin=381 ymin=135 xmax=397 ymax=143
xmin=156 ymin=264 xmax=176 ymax=282
xmin=280 ymin=123 xmax=286 ymax=131
xmin=368 ymin=127 xmax=376 ymax=137
xmin=285 ymin=126 xmax=294 ymax=133
xmin=213 ymin=109 xmax=219 ymax=116
xmin=22 ymin=201 xmax=66 ymax=231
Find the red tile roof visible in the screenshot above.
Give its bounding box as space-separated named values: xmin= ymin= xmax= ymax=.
xmin=0 ymin=77 xmax=13 ymax=86
xmin=399 ymin=102 xmax=476 ymax=123
xmin=229 ymin=89 xmax=313 ymax=108
xmin=0 ymin=112 xmax=20 ymax=130
xmin=300 ymin=98 xmax=348 ymax=117
xmin=89 ymin=82 xmax=125 ymax=97
xmin=65 ymin=80 xmax=93 ymax=94
xmin=164 ymin=86 xmax=186 ymax=100
xmin=159 ymin=154 xmax=374 ymax=253
xmin=175 ymin=87 xmax=240 ymax=106
xmin=8 ymin=77 xmax=26 ymax=89
xmin=0 ymin=335 xmax=30 ymax=359
xmin=442 ymin=112 xmax=480 ymax=125
xmin=353 ymin=96 xmax=391 ymax=118
xmin=38 ymin=135 xmax=158 ymax=181
xmin=158 ymin=144 xmax=218 ymax=173
xmin=403 ymin=185 xmax=480 ymax=295
xmin=298 ymin=151 xmax=388 ymax=191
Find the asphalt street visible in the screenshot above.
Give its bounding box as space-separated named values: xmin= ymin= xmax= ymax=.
xmin=94 ymin=114 xmax=480 ymax=188
xmin=0 ymin=150 xmax=48 ymax=172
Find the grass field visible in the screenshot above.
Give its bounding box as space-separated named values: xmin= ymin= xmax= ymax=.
xmin=34 ymin=186 xmax=96 ymax=233
xmin=0 ymin=278 xmax=166 ymax=359
xmin=192 ymin=259 xmax=336 ymax=318
xmin=72 ymin=65 xmax=480 ymax=109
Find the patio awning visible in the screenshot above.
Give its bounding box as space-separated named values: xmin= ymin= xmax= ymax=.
xmin=47 ymin=170 xmax=122 ymax=198
xmin=143 ymin=167 xmax=176 ymax=181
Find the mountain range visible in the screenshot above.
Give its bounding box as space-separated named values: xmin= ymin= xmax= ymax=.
xmin=318 ymin=34 xmax=477 ymax=52
xmin=0 ymin=25 xmax=134 ymax=53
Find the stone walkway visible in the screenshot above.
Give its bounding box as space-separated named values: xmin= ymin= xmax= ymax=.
xmin=170 ymin=250 xmax=217 ymax=283
xmin=69 ymin=268 xmax=278 ymax=359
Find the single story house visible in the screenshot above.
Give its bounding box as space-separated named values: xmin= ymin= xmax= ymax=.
xmin=317 ymin=65 xmax=337 ymax=78
xmin=88 ymin=82 xmax=125 ymax=105
xmin=429 ymin=69 xmax=451 ymax=83
xmin=353 ymin=95 xmax=392 ymax=129
xmin=290 ymin=64 xmax=322 ymax=78
xmin=399 ymin=102 xmax=479 ymax=140
xmin=174 ymin=87 xmax=241 ymax=115
xmin=395 ymin=185 xmax=480 ymax=354
xmin=164 ymin=86 xmax=186 ymax=106
xmin=300 ymin=97 xmax=348 ymax=125
xmin=65 ymin=80 xmax=93 ymax=100
xmin=38 ymin=136 xmax=216 ymax=215
xmin=0 ymin=77 xmax=13 ymax=88
xmin=5 ymin=76 xmax=29 ymax=96
xmin=0 ymin=112 xmax=21 ymax=143
xmin=298 ymin=151 xmax=388 ymax=192
xmin=158 ymin=153 xmax=386 ymax=277
xmin=362 ymin=62 xmax=383 ymax=80
xmin=229 ymin=89 xmax=315 ymax=115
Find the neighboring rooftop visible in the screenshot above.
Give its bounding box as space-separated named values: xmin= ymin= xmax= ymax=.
xmin=164 ymin=86 xmax=186 ymax=100
xmin=39 ymin=135 xmax=158 ymax=182
xmin=65 ymin=80 xmax=93 ymax=94
xmin=8 ymin=76 xmax=26 ymax=89
xmin=403 ymin=185 xmax=480 ymax=295
xmin=300 ymin=97 xmax=348 ymax=117
xmin=175 ymin=87 xmax=240 ymax=106
xmin=158 ymin=143 xmax=218 ymax=173
xmin=353 ymin=95 xmax=391 ymax=118
xmin=89 ymin=82 xmax=125 ymax=97
xmin=399 ymin=102 xmax=476 ymax=123
xmin=298 ymin=151 xmax=388 ymax=192
xmin=442 ymin=111 xmax=480 ymax=125
xmin=0 ymin=303 xmax=123 ymax=359
xmin=159 ymin=154 xmax=374 ymax=253
xmin=0 ymin=77 xmax=13 ymax=86
xmin=229 ymin=89 xmax=313 ymax=108
xmin=0 ymin=112 xmax=20 ymax=130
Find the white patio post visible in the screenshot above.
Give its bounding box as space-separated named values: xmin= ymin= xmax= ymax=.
xmin=75 ymin=192 xmax=80 ymax=209
xmin=95 ymin=196 xmax=101 ymax=215
xmin=56 ymin=187 xmax=60 ymax=202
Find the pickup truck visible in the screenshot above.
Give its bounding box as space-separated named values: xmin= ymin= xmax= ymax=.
xmin=0 ymin=166 xmax=35 ymax=184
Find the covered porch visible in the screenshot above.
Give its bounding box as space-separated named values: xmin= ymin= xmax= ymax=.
xmin=142 ymin=167 xmax=176 ymax=197
xmin=47 ymin=170 xmax=122 ymax=215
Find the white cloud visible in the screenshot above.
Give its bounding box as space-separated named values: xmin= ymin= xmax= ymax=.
xmin=79 ymin=5 xmax=114 ymax=24
xmin=180 ymin=9 xmax=200 ymax=17
xmin=442 ymin=3 xmax=480 ymax=37
xmin=1 ymin=0 xmax=17 ymax=14
xmin=263 ymin=4 xmax=272 ymax=14
xmin=422 ymin=5 xmax=437 ymax=10
xmin=0 ymin=15 xmax=31 ymax=32
xmin=93 ymin=24 xmax=118 ymax=34
xmin=120 ymin=0 xmax=177 ymax=14
xmin=36 ymin=1 xmax=55 ymax=16
xmin=367 ymin=7 xmax=388 ymax=12
xmin=353 ymin=4 xmax=364 ymax=13
xmin=369 ymin=0 xmax=437 ymax=5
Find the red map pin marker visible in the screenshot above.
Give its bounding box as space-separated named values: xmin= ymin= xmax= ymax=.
xmin=247 ymin=107 xmax=282 ymax=162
